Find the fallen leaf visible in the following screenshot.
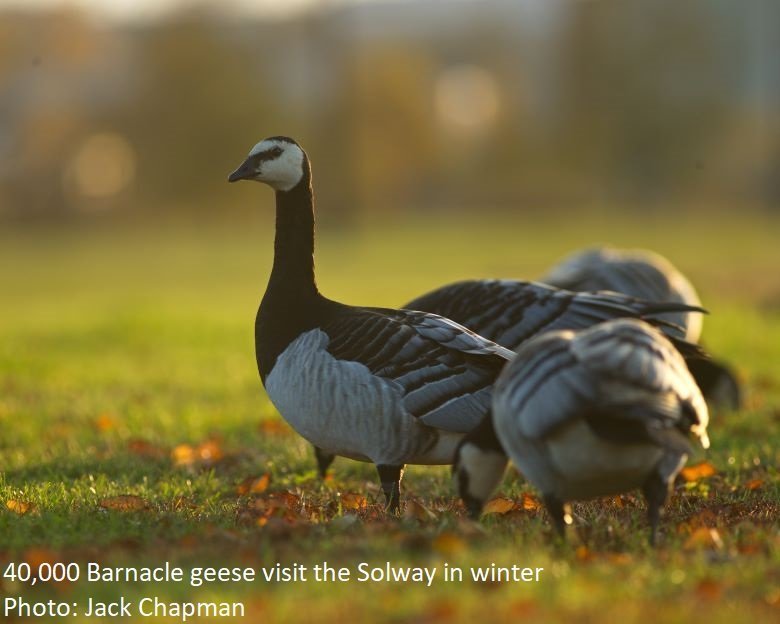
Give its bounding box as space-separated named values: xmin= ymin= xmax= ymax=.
xmin=432 ymin=532 xmax=466 ymax=556
xmin=237 ymin=474 xmax=271 ymax=496
xmin=681 ymin=461 xmax=717 ymax=482
xmin=744 ymin=478 xmax=764 ymax=491
xmin=340 ymin=492 xmax=368 ymax=511
xmin=684 ymin=527 xmax=724 ymax=551
xmin=483 ymin=497 xmax=516 ymax=515
xmin=6 ymin=499 xmax=35 ymax=515
xmin=172 ymin=444 xmax=196 ymax=466
xmin=521 ymin=492 xmax=541 ymax=511
xmin=94 ymin=413 xmax=117 ymax=432
xmin=99 ymin=495 xmax=149 ymax=512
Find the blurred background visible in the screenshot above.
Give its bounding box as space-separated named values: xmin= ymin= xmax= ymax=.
xmin=1 ymin=0 xmax=779 ymax=223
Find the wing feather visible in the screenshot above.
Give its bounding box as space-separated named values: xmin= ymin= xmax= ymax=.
xmin=323 ymin=307 xmax=512 ymax=433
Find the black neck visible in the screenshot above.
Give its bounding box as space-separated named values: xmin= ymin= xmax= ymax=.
xmin=267 ymin=178 xmax=318 ymax=298
xmin=257 ymin=170 xmax=329 ymax=382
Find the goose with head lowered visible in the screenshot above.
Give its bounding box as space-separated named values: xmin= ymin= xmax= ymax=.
xmin=227 ymin=136 xmax=514 ymax=511
xmin=541 ymin=246 xmax=741 ymax=410
xmin=453 ymin=318 xmax=710 ymax=545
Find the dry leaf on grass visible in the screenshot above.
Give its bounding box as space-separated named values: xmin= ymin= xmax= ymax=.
xmin=6 ymin=499 xmax=35 ymax=515
xmin=236 ymin=474 xmax=271 ymax=496
xmin=99 ymin=495 xmax=149 ymax=512
xmin=483 ymin=497 xmax=516 ymax=515
xmin=94 ymin=413 xmax=117 ymax=432
xmin=340 ymin=492 xmax=368 ymax=511
xmin=681 ymin=461 xmax=717 ymax=482
xmin=521 ymin=492 xmax=541 ymax=511
xmin=744 ymin=478 xmax=764 ymax=491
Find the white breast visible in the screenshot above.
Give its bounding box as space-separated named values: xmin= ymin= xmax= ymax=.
xmin=263 ymin=329 xmax=459 ymax=465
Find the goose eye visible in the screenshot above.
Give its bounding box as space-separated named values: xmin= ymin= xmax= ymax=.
xmin=271 ymin=147 xmax=282 ymax=157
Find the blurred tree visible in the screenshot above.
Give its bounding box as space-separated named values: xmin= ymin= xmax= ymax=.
xmin=558 ymin=0 xmax=738 ymax=204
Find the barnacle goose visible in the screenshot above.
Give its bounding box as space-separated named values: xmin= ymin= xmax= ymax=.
xmin=453 ymin=319 xmax=710 ymax=545
xmin=312 ymin=278 xmax=707 ymax=478
xmin=541 ymin=247 xmax=741 ymax=409
xmin=542 ymin=247 xmax=703 ymax=341
xmin=227 ymin=136 xmax=514 ymax=511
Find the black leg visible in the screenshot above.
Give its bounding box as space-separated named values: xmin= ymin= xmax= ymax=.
xmin=543 ymin=494 xmax=568 ymax=540
xmin=642 ymin=472 xmax=670 ymax=547
xmin=314 ymin=446 xmax=335 ymax=479
xmin=376 ymin=464 xmax=404 ymax=513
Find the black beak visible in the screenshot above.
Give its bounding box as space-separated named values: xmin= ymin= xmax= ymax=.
xmin=228 ymin=159 xmax=252 ymax=183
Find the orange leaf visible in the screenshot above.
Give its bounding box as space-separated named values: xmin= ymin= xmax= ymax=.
xmin=483 ymin=497 xmax=516 ymax=515
xmin=237 ymin=474 xmax=271 ymax=496
xmin=340 ymin=492 xmax=368 ymax=511
xmin=171 ymin=444 xmax=196 ymax=466
xmin=6 ymin=499 xmax=35 ymax=515
xmin=94 ymin=413 xmax=117 ymax=432
xmin=744 ymin=478 xmax=764 ymax=491
xmin=99 ymin=495 xmax=149 ymax=512
xmin=521 ymin=492 xmax=541 ymax=511
xmin=684 ymin=527 xmax=724 ymax=551
xmin=680 ymin=461 xmax=717 ymax=482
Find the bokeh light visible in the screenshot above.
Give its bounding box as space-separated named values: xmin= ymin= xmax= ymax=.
xmin=65 ymin=132 xmax=136 ymax=205
xmin=434 ymin=65 xmax=501 ymax=132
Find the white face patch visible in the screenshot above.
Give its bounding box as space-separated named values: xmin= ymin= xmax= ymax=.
xmin=246 ymin=139 xmax=305 ymax=192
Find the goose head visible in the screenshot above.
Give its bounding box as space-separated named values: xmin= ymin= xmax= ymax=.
xmin=452 ymin=417 xmax=508 ymax=519
xmin=228 ymin=136 xmax=308 ymax=192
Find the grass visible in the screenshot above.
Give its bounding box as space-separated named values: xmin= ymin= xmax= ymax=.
xmin=1 ymin=212 xmax=779 ymax=622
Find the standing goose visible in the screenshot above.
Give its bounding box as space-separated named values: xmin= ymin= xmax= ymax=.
xmin=540 ymin=247 xmax=741 ymax=409
xmin=453 ymin=319 xmax=710 ymax=545
xmin=228 ymin=136 xmax=514 ymax=511
xmin=312 ymin=281 xmax=708 ymax=478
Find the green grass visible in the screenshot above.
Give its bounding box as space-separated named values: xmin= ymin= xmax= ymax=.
xmin=1 ymin=212 xmax=779 ymax=622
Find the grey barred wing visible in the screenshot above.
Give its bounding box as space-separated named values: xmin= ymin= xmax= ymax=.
xmin=323 ymin=307 xmax=512 ymax=433
xmin=404 ymin=279 xmax=699 ymax=348
xmin=494 ymin=332 xmax=597 ymax=440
